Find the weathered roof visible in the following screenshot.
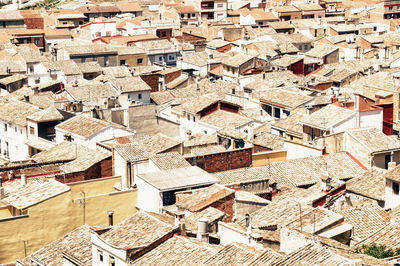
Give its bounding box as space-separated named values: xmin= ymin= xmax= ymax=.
xmin=0 ymin=99 xmax=40 ymax=127
xmin=173 ymin=5 xmax=198 ymax=13
xmin=138 ymin=166 xmax=218 ymax=191
xmin=3 ymin=177 xmax=70 ymax=209
xmin=203 ymin=242 xmax=265 ymax=265
xmin=346 ymin=168 xmax=387 ymax=201
xmin=76 ymin=61 xmax=102 ymax=74
xmin=64 ymin=44 xmax=117 ymax=56
xmin=109 ymin=76 xmax=152 ymax=93
xmin=272 ymin=112 xmax=307 ymax=135
xmin=0 ymin=10 xmax=24 ymax=20
xmin=346 ymin=127 xmax=400 ymax=154
xmin=253 ymin=132 xmax=284 ymax=150
xmin=220 ymin=54 xmax=254 ymax=68
xmin=305 ymin=46 xmax=338 ymax=58
xmin=301 ymin=104 xmax=355 ymax=130
xmin=248 ymin=247 xmax=283 ymax=265
xmin=149 ymin=152 xmax=191 ymax=170
xmin=207 ymin=39 xmax=231 ymax=49
xmin=129 ymin=133 xmax=182 ymax=154
xmin=295 ymin=3 xmax=324 ymax=11
xmin=176 ymin=184 xmax=235 ymax=212
xmin=0 ymin=74 xmax=26 ymax=85
xmin=99 ymin=211 xmax=176 ymax=250
xmin=55 ymin=115 xmax=116 ymax=138
xmin=340 ymin=203 xmax=390 ymax=244
xmin=32 ymin=142 xmax=111 ymax=173
xmin=258 ymin=89 xmax=314 ymax=109
xmin=200 ymin=110 xmax=253 ymax=129
xmin=274 ymin=5 xmax=300 ymax=13
xmin=27 ymin=105 xmax=64 ymax=122
xmin=19 ymin=225 xmax=92 ymax=265
xmin=116 ymin=2 xmax=143 ymax=12
xmin=114 ymin=143 xmax=149 ymax=162
xmin=355 ymin=222 xmax=400 ymax=250
xmin=271 ymin=54 xmax=303 ymax=68
xmin=185 ymin=206 xmax=226 ymax=232
xmin=214 ymin=152 xmax=366 ymax=187
xmin=130 ymin=234 xmax=221 ymax=265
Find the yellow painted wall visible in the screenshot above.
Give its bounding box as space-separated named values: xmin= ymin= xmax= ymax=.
xmin=252 ymin=150 xmax=287 ymax=166
xmin=0 ymin=176 xmax=137 ymax=264
xmin=0 ymin=206 xmax=12 ymax=218
xmin=285 ymin=133 xmax=302 ymax=144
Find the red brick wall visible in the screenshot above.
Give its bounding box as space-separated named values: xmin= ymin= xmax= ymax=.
xmin=24 ymin=18 xmax=44 ymax=29
xmin=54 ymin=158 xmax=112 ymax=183
xmin=100 ymin=158 xmax=112 ymax=177
xmin=195 ymin=148 xmax=252 ymax=173
xmin=210 ymin=193 xmax=235 ymax=222
xmin=164 ymin=69 xmax=182 ymax=84
xmin=140 ymin=73 xmax=160 ymax=92
xmin=216 ymin=44 xmax=233 ymax=53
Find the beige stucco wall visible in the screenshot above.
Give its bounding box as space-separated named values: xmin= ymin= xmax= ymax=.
xmin=0 ymin=176 xmax=137 ymax=263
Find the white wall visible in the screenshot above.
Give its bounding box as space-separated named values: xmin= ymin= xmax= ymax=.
xmin=136 ymin=175 xmax=163 ymax=213
xmin=385 ymin=178 xmax=400 ymax=209
xmin=331 ymin=114 xmax=356 ymax=134
xmin=0 ymin=121 xmax=29 ymax=161
xmin=218 ymin=222 xmax=250 ymax=246
xmin=283 ymin=141 xmax=323 ymax=160
xmin=91 ymin=233 xmax=127 ymax=266
xmin=90 ymin=22 xmax=117 ymax=40
xmin=359 ymin=109 xmax=383 ymax=131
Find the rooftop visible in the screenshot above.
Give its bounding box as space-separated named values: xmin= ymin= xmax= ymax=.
xmin=301 ymin=104 xmax=355 ymax=130
xmin=149 ymin=152 xmax=191 ymax=170
xmin=346 ymin=127 xmax=400 ymax=154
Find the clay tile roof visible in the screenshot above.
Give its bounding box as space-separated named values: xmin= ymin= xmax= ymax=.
xmin=3 ymin=177 xmax=70 ymax=209
xmin=0 ymin=99 xmax=40 ymax=127
xmin=149 ymin=152 xmax=191 ymax=170
xmin=116 ymin=2 xmax=143 ymax=12
xmin=55 ymin=115 xmax=113 ymax=138
xmin=99 ymin=211 xmax=176 ymax=250
xmin=203 ymin=242 xmax=265 ymax=265
xmin=109 ymin=76 xmax=151 ymax=93
xmin=173 ymin=5 xmax=198 ymax=13
xmin=248 ymin=248 xmax=283 ymax=265
xmin=200 ymin=110 xmax=253 ymax=129
xmin=301 ymin=104 xmax=355 ymax=130
xmin=346 ymin=127 xmax=400 ymax=154
xmin=19 ymin=225 xmax=92 ymax=265
xmin=295 ymin=3 xmax=324 ymax=11
xmin=175 ymin=184 xmax=235 ymax=212
xmin=114 ymin=143 xmax=149 ymax=161
xmin=185 ymin=206 xmax=226 ymax=232
xmin=305 ymin=46 xmax=338 ymax=58
xmin=130 ymin=234 xmax=221 ymax=265
xmin=27 ymin=105 xmax=64 ymax=122
xmin=346 ymin=168 xmax=387 ymax=201
xmin=258 ymin=88 xmax=313 ymax=109
xmin=355 ymin=222 xmax=400 ymax=250
xmin=340 ymin=203 xmax=390 ymax=244
xmin=0 ymin=10 xmax=23 ymax=20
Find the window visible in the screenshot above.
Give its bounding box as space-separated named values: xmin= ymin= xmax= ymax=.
xmin=95 ymin=32 xmax=101 ymax=37
xmin=161 ymin=31 xmax=166 ymax=37
xmin=158 ymin=56 xmax=163 ymax=62
xmin=98 ymin=250 xmax=103 ymax=262
xmin=81 ymin=57 xmax=86 ymax=63
xmin=193 ymin=116 xmax=196 ymax=122
xmin=137 ymin=58 xmax=143 ymax=65
xmin=109 ymin=256 xmax=115 ymax=266
xmin=4 ymin=124 xmax=7 ymax=132
xmin=106 ymin=31 xmax=111 ymax=36
xmin=258 ymin=21 xmax=263 ymax=25
xmin=217 ymin=3 xmax=223 ymax=8
xmin=298 ymin=45 xmax=302 ymax=51
xmin=204 ymin=130 xmax=207 ymax=134
xmin=283 ymin=110 xmax=290 ymax=116
xmin=14 ymin=127 xmax=17 ymax=133
xmin=29 ymin=126 xmax=34 ymax=135
xmin=104 ymin=56 xmax=109 ymax=66
xmin=181 ymin=14 xmax=185 ymax=18
xmin=138 ymin=93 xmax=142 ymax=100
xmin=168 ymin=55 xmax=175 ymax=61
xmin=274 ymin=107 xmax=280 ymax=118
xmin=311 ymin=128 xmax=315 ymax=140
xmin=394 ymin=182 xmax=400 ymax=195
xmin=34 ymin=38 xmax=40 ymax=46
xmin=192 ymin=13 xmax=196 ymax=17
xmin=187 ymin=114 xmax=190 ymax=120
xmin=304 ymin=45 xmax=308 ymax=50
xmin=120 ymin=59 xmax=126 ymax=65
xmin=29 ymin=66 xmax=34 ymax=73
xmin=265 ymin=105 xmax=272 ymax=116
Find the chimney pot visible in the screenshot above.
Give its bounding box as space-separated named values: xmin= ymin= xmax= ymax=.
xmin=197 ymin=218 xmax=209 ymax=242
xmin=107 ymin=210 xmax=114 ymax=226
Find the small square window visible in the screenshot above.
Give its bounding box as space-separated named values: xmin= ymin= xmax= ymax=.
xmin=137 ymin=58 xmax=143 ymax=65
xmin=120 ymin=59 xmax=126 ymax=65
xmin=109 ymin=255 xmax=115 ymax=266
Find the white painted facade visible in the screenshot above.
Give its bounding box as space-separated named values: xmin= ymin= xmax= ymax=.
xmin=385 ymin=178 xmax=400 ymax=209
xmin=283 ymin=141 xmax=324 ymax=160
xmin=176 ymin=59 xmax=208 ymax=77
xmin=91 ymin=232 xmax=127 ymax=266
xmin=55 ymin=125 xmax=134 ymax=150
xmin=136 ymin=174 xmax=164 ymax=213
xmin=27 ymin=62 xmax=52 ymax=87
xmin=86 ymin=22 xmax=117 ymax=40
xmin=0 ymin=121 xmax=29 ymax=161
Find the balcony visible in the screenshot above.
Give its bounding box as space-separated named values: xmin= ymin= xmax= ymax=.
xmin=201 ymin=1 xmax=214 ymax=10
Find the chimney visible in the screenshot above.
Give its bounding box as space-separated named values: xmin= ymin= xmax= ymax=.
xmin=107 ymin=211 xmax=114 ymax=226
xmin=197 ymin=218 xmax=209 ymax=242
xmin=21 ymin=174 xmax=27 ymax=186
xmin=0 ymin=177 xmax=4 ymax=200
xmin=176 ymin=214 xmax=186 ymax=235
xmin=321 ymin=171 xmax=332 ymax=192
